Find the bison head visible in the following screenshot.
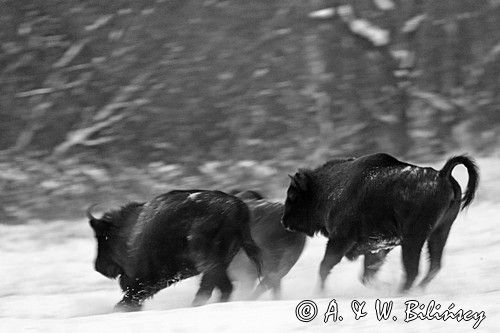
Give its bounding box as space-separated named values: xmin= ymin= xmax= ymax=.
xmin=281 ymin=171 xmax=320 ymax=237
xmin=87 ymin=205 xmax=128 ymax=279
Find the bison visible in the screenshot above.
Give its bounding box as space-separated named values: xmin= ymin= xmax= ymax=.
xmin=229 ymin=189 xmax=265 ymax=201
xmin=228 ymin=190 xmax=306 ymax=299
xmin=281 ymin=153 xmax=479 ymax=292
xmin=88 ymin=190 xmax=261 ymax=311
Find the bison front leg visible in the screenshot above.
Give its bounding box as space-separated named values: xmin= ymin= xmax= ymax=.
xmin=115 ymin=276 xmax=158 ymax=312
xmin=115 ymin=294 xmax=143 ymax=312
xmin=319 ymin=238 xmax=355 ymax=291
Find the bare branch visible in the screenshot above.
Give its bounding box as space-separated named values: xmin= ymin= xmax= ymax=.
xmin=373 ymin=0 xmax=395 ymax=11
xmin=308 ymin=8 xmax=335 ymax=19
xmin=483 ymin=42 xmax=500 ymax=65
xmin=50 ymin=91 xmax=152 ymax=157
xmin=52 ymin=38 xmax=91 ymax=69
xmin=3 ymin=54 xmax=35 ymax=74
xmin=402 ymin=14 xmax=427 ymax=34
xmin=15 ymin=72 xmax=92 ymax=97
xmin=16 ymin=87 xmax=54 ymax=98
xmin=409 ymin=89 xmax=454 ymax=111
xmin=93 ymin=71 xmax=154 ymax=121
xmin=1 ymin=101 xmax=52 ymax=154
xmin=337 ymin=5 xmax=390 ymax=47
xmin=51 ymin=113 xmax=126 ymax=157
xmin=82 ymin=137 xmax=118 ymax=146
xmin=85 ymin=15 xmax=114 ymax=32
xmin=303 ymin=33 xmax=334 ymax=163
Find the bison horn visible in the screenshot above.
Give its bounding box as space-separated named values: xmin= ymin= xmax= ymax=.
xmin=86 ymin=204 xmax=98 ymax=220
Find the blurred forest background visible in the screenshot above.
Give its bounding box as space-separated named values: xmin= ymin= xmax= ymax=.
xmin=0 ymin=0 xmax=499 ymax=223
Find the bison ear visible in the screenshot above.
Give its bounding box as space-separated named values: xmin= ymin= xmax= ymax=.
xmin=290 ymin=171 xmax=309 ymax=192
xmin=288 ymin=174 xmax=300 ymax=190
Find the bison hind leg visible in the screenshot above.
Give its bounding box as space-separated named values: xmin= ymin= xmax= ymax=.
xmin=271 ymin=280 xmax=282 ymax=299
xmin=418 ymin=202 xmax=459 ymax=289
xmin=192 ymin=267 xmax=234 ymax=306
xmin=419 ymin=221 xmax=454 ymax=289
xmin=400 ymin=236 xmax=427 ymax=292
xmin=250 ymin=275 xmax=282 ymax=300
xmin=215 ymin=270 xmax=233 ymax=302
xmin=192 ymin=272 xmax=216 ymax=306
xmin=361 ymin=249 xmax=390 ymax=286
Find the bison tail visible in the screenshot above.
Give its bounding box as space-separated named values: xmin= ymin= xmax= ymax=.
xmin=239 ymin=210 xmax=263 ymax=277
xmin=242 ymin=238 xmax=262 ymax=278
xmin=439 ymin=155 xmax=479 ymax=210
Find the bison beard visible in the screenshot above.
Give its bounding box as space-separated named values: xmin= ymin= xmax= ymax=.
xmin=228 ymin=190 xmax=306 ymax=299
xmin=281 ymin=153 xmax=479 ymax=292
xmin=88 ymin=190 xmax=262 ymax=311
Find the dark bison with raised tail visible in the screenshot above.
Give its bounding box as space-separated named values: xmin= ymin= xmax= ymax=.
xmin=281 ymin=153 xmax=479 ymax=291
xmin=88 ymin=190 xmax=261 ymax=311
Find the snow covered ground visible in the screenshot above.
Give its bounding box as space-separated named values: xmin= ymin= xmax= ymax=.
xmin=1 ymin=159 xmax=499 ymax=332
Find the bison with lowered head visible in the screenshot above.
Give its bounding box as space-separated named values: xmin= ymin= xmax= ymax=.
xmin=281 ymin=153 xmax=479 ymax=291
xmin=228 ymin=190 xmax=306 ymax=299
xmin=88 ymin=190 xmax=261 ymax=311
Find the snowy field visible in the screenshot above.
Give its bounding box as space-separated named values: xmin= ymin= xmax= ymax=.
xmin=1 ymin=158 xmax=499 ymax=332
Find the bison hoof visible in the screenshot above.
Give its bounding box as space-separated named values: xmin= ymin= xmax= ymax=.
xmin=314 ymin=282 xmax=327 ymax=296
xmin=398 ymin=285 xmax=412 ymax=294
xmin=114 ymin=301 xmax=142 ymax=312
xmin=418 ymin=282 xmax=429 ymax=291
xmin=361 ymin=277 xmax=390 ymax=290
xmin=191 ymin=295 xmax=210 ymax=307
xmin=361 ymin=275 xmax=372 ymax=286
